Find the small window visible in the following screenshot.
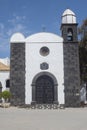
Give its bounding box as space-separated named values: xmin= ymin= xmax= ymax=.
xmin=0 ymin=82 xmax=2 ymax=88
xmin=40 ymin=62 xmax=49 ymax=70
xmin=6 ymin=79 xmax=10 ymax=88
xmin=0 ymin=82 xmax=2 ymax=92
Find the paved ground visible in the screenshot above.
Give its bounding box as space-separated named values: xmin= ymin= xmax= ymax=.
xmin=0 ymin=107 xmax=87 ymax=130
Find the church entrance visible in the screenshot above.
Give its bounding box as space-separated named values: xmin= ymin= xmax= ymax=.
xmin=35 ymin=75 xmax=54 ymax=104
xmin=32 ymin=72 xmax=58 ymax=104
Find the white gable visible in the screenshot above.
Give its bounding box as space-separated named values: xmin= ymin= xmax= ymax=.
xmin=25 ymin=32 xmax=63 ymax=43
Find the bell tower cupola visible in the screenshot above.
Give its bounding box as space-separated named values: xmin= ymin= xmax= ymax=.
xmin=61 ymin=9 xmax=78 ymax=42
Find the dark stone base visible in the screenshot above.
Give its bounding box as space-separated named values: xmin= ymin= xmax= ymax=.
xmin=63 ymin=43 xmax=80 ymax=107
xmin=65 ymin=95 xmax=80 ymax=107
xmin=10 ymin=43 xmax=25 ymax=106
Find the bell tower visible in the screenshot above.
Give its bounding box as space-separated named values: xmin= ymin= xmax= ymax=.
xmin=61 ymin=9 xmax=80 ymax=107
xmin=61 ymin=9 xmax=78 ymax=42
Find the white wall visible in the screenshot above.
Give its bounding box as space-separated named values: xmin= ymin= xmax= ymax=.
xmin=25 ymin=42 xmax=64 ymax=105
xmin=0 ymin=71 xmax=9 ymax=91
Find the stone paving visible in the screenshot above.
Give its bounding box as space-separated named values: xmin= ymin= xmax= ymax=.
xmin=0 ymin=107 xmax=87 ymax=130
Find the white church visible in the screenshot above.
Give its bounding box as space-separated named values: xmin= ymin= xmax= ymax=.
xmin=0 ymin=9 xmax=81 ymax=107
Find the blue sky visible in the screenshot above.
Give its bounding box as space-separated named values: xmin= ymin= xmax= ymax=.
xmin=0 ymin=0 xmax=87 ymax=58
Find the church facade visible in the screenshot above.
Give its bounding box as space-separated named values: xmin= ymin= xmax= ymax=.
xmin=10 ymin=9 xmax=80 ymax=107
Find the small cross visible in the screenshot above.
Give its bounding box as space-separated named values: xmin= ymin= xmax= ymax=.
xmin=42 ymin=25 xmax=46 ymax=32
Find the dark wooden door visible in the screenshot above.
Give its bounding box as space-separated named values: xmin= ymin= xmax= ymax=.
xmin=36 ymin=75 xmax=54 ymax=104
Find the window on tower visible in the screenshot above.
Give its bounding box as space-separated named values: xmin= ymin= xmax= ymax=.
xmin=67 ymin=28 xmax=73 ymax=41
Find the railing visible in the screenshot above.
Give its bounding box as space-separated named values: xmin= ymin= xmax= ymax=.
xmin=19 ymin=104 xmax=65 ymax=109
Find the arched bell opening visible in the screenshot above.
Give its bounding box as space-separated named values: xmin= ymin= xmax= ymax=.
xmin=67 ymin=28 xmax=73 ymax=41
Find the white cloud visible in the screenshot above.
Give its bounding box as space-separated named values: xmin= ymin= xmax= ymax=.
xmin=8 ymin=15 xmax=26 ymax=25
xmin=7 ymin=24 xmax=26 ymax=36
xmin=0 ymin=15 xmax=32 ymax=57
xmin=7 ymin=15 xmax=32 ymax=36
xmin=0 ymin=23 xmax=4 ymax=29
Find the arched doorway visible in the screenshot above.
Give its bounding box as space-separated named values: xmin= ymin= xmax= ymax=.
xmin=32 ymin=72 xmax=58 ymax=104
xmin=36 ymin=75 xmax=54 ymax=104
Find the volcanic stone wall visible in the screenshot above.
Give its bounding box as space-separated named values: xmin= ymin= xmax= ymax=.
xmin=63 ymin=43 xmax=80 ymax=107
xmin=10 ymin=43 xmax=25 ymax=106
